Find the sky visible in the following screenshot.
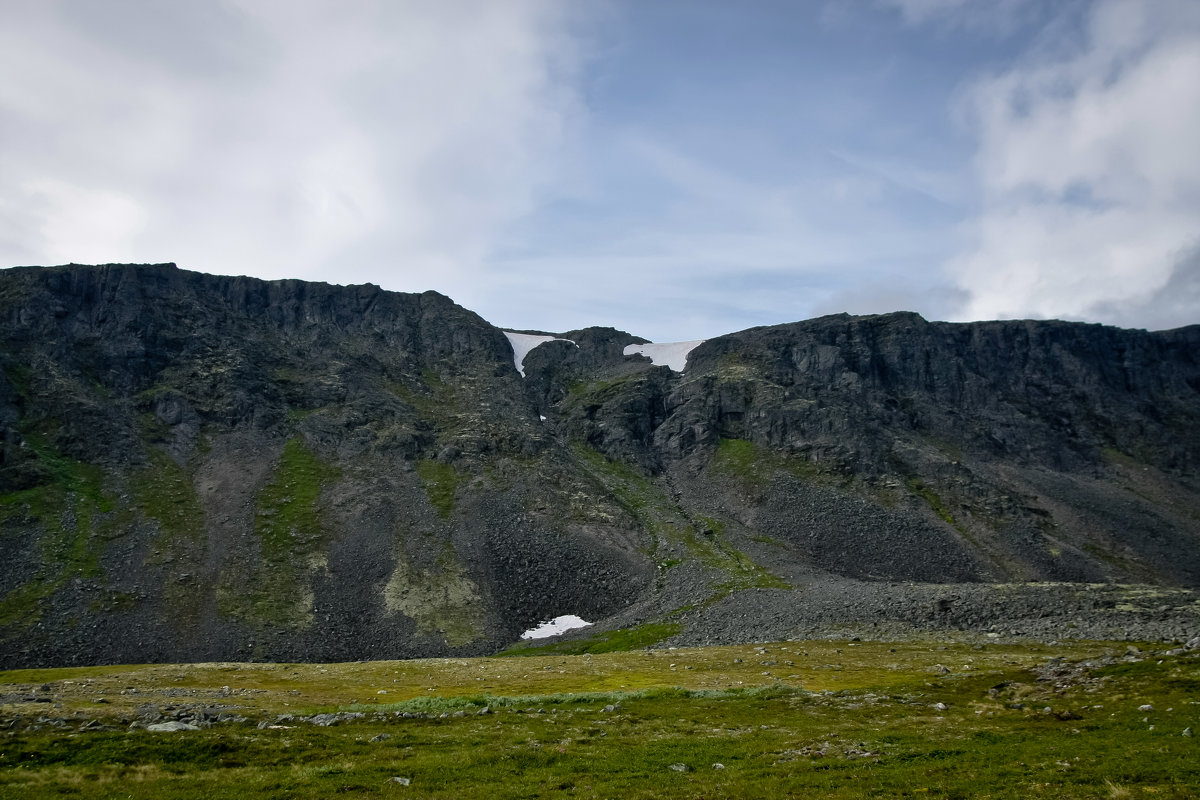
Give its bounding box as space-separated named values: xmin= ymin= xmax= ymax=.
xmin=1 ymin=0 xmax=1198 ymax=342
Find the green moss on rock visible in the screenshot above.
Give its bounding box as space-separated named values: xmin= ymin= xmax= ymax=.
xmin=417 ymin=460 xmax=461 ymax=519
xmin=383 ymin=542 xmax=485 ymax=647
xmin=133 ymin=450 xmax=205 ymax=544
xmin=0 ymin=436 xmax=115 ymax=627
xmin=217 ymin=437 xmax=341 ymax=628
xmin=132 ymin=448 xmax=207 ymax=627
xmin=257 ymin=438 xmax=340 ymax=559
xmin=573 ymin=443 xmax=786 ymax=595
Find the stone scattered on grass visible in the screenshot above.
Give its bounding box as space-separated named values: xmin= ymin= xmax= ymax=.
xmin=146 ymin=721 xmax=199 ymax=732
xmin=307 ymin=712 xmax=365 ymax=727
xmin=669 ymin=763 xmax=691 ymax=772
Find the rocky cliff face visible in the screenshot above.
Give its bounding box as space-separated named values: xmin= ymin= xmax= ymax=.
xmin=1 ymin=263 xmax=1198 ymax=667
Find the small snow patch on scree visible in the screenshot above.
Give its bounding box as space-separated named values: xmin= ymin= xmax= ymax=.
xmin=521 ymin=615 xmax=592 ymax=639
xmin=623 ymin=340 xmax=705 ymax=372
xmin=502 ymin=331 xmax=575 ymax=377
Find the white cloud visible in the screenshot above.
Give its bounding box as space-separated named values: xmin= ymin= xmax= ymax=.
xmin=22 ymin=179 xmax=148 ymax=264
xmin=0 ymin=0 xmax=581 ymax=294
xmin=1089 ymin=243 xmax=1200 ymax=330
xmin=949 ymin=0 xmax=1200 ymax=328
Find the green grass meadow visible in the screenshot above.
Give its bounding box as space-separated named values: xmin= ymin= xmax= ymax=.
xmin=1 ymin=638 xmax=1197 ymax=798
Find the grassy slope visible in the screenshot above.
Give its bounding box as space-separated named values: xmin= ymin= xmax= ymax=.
xmin=0 ymin=436 xmax=116 ymax=628
xmin=570 ymin=443 xmax=787 ymax=595
xmin=216 ymin=437 xmax=341 ymax=629
xmin=1 ymin=639 xmax=1197 ymax=798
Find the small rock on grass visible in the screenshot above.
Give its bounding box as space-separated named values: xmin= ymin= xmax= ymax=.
xmin=669 ymin=763 xmax=691 ymax=773
xmin=1138 ymin=704 xmax=1155 ymax=712
xmin=147 ymin=721 xmax=199 ymax=732
xmin=388 ymin=776 xmax=411 ymax=785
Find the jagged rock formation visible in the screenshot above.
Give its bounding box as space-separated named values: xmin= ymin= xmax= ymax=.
xmin=1 ymin=263 xmax=1198 ymax=668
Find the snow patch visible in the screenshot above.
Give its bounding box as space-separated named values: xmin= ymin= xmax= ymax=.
xmin=520 ymin=614 xmax=592 ymax=640
xmin=623 ymin=340 xmax=705 ymax=372
xmin=502 ymin=331 xmax=575 ymax=378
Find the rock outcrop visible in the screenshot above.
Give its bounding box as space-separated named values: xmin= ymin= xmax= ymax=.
xmin=1 ymin=263 xmax=1197 ymax=668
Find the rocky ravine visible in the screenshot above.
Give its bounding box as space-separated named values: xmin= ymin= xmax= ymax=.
xmin=1 ymin=263 xmax=1198 ymax=668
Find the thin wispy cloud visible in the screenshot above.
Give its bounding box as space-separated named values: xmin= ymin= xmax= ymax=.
xmin=876 ymin=0 xmax=1045 ymax=34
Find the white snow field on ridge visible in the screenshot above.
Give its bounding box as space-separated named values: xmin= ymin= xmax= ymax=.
xmin=503 ymin=331 xmax=704 ymax=376
xmin=502 ymin=331 xmax=575 ymax=377
xmin=622 ymin=340 xmax=705 ymax=372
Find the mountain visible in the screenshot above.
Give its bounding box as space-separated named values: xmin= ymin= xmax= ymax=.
xmin=1 ymin=263 xmax=1198 ymax=668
